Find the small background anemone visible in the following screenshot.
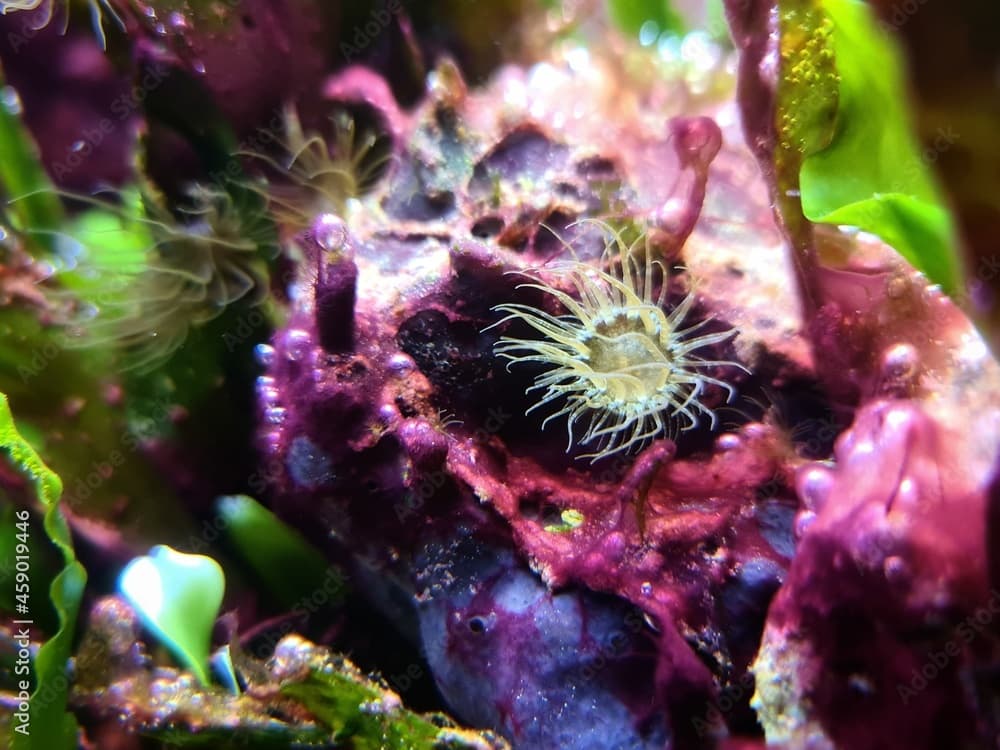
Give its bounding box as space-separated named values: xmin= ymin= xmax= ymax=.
xmin=492 ymin=221 xmax=746 ymax=461
xmin=240 ymin=106 xmax=393 ymax=234
xmin=46 ymin=180 xmax=275 ymax=371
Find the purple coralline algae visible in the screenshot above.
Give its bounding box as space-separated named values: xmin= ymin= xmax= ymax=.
xmin=256 ymin=43 xmax=1000 ymax=750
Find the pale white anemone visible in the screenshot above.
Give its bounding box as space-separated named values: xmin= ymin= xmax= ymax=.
xmin=1 ymin=0 xmax=123 ymax=48
xmin=490 ymin=221 xmax=745 ymax=462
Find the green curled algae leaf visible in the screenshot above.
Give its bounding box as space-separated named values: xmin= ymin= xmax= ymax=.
xmin=544 ymin=508 xmax=585 ymax=534
xmin=1 ymin=392 xmax=86 ymax=750
xmin=118 ymin=545 xmax=225 ymax=686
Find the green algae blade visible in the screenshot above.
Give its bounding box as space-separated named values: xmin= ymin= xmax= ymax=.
xmin=1 ymin=393 xmax=85 ymax=750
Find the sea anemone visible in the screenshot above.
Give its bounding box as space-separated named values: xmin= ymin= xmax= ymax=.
xmin=1 ymin=0 xmax=123 ymax=48
xmin=47 ymin=182 xmax=274 ymax=371
xmin=491 ymin=221 xmax=745 ymax=461
xmin=240 ymin=105 xmax=391 ymax=233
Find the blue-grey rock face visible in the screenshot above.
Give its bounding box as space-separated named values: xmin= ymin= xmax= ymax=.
xmin=285 ymin=434 xmax=335 ymax=489
xmin=413 ymin=535 xmax=670 ymax=750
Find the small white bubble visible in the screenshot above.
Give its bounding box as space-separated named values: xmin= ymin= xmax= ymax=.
xmin=880 ymin=342 xmax=918 ymax=381
xmin=639 ymin=20 xmax=660 ymax=46
xmin=77 ymin=303 xmax=99 ymax=321
xmin=262 ymin=429 xmax=282 ymax=450
xmin=284 ymin=329 xmax=311 ymax=361
xmin=264 ymin=406 xmax=286 ymax=425
xmin=680 ymin=30 xmax=720 ymax=73
xmin=657 ymin=34 xmax=682 ymax=63
xmin=387 ymin=353 xmax=414 ymax=374
xmin=1 ymin=86 xmax=22 ymax=116
xmin=565 ymin=45 xmax=590 ymax=72
xmin=794 ymin=510 xmax=816 ymax=538
xmin=255 ymin=377 xmax=280 ymax=405
xmin=314 ymin=214 xmax=347 ymax=252
xmin=254 ymin=343 xmax=275 ymax=367
xmin=715 ymin=433 xmax=741 ymax=451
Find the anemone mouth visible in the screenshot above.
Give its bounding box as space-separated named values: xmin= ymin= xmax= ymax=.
xmin=490 ymin=220 xmax=745 ymax=462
